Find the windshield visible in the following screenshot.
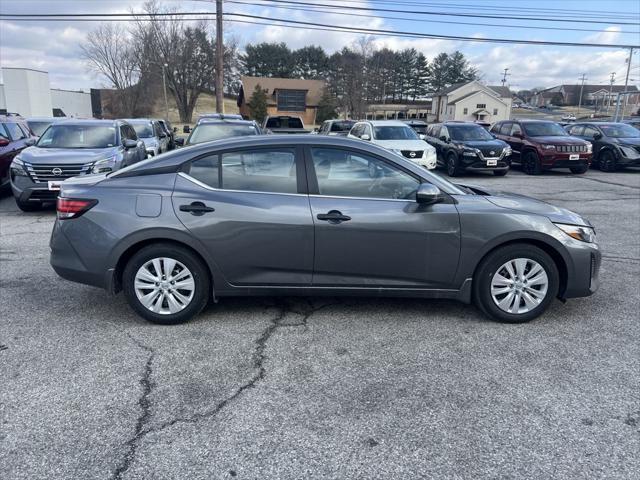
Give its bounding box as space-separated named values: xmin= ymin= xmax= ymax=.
xmin=449 ymin=125 xmax=494 ymax=141
xmin=522 ymin=122 xmax=567 ymax=137
xmin=600 ymin=124 xmax=639 ymax=138
xmin=131 ymin=123 xmax=154 ymax=138
xmin=36 ymin=125 xmax=117 ymax=149
xmin=330 ymin=121 xmax=355 ymax=132
xmin=27 ymin=121 xmax=53 ymax=137
xmin=188 ymin=123 xmax=259 ymax=144
xmin=374 ymin=126 xmax=418 ymax=140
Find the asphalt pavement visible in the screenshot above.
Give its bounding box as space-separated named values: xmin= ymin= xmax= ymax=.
xmin=1 ymin=167 xmax=639 ymax=479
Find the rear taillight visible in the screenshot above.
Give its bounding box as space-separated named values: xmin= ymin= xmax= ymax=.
xmin=56 ymin=198 xmax=98 ymax=220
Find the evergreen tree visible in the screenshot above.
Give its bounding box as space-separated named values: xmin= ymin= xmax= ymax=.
xmin=316 ymin=88 xmax=338 ymax=123
xmin=241 ymin=42 xmax=294 ymax=77
xmin=247 ymin=84 xmax=268 ymax=123
xmin=293 ymin=45 xmax=329 ymax=79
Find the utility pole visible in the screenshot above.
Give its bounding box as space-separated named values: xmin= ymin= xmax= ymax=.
xmin=501 ymin=68 xmax=510 ymax=87
xmin=577 ymin=73 xmax=587 ymax=117
xmin=162 ymin=63 xmax=169 ymax=120
xmin=621 ymin=47 xmax=634 ymax=121
xmin=607 ymin=72 xmax=616 ymax=114
xmin=215 ymin=0 xmax=224 ymax=114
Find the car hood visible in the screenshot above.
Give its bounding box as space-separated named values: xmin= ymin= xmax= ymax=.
xmin=18 ymin=146 xmax=119 ymax=165
xmin=373 ymin=139 xmax=435 ymax=152
xmin=531 ymin=135 xmax=589 ymax=145
xmin=460 ymin=184 xmax=590 ymax=227
xmin=452 ymin=139 xmax=507 ymax=149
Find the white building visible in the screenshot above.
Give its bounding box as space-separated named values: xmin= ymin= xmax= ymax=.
xmin=0 ymin=67 xmax=93 ymax=118
xmin=430 ymin=81 xmax=512 ymax=123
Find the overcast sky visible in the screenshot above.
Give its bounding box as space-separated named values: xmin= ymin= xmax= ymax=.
xmin=0 ymin=0 xmax=638 ymax=91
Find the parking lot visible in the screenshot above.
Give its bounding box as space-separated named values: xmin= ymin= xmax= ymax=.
xmin=1 ymin=168 xmax=639 ymax=479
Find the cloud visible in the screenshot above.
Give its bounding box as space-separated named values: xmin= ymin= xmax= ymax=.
xmin=584 ymin=26 xmax=622 ymax=45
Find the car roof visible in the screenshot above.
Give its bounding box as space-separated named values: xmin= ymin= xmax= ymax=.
xmin=514 ymin=119 xmax=557 ymax=123
xmin=0 ymin=115 xmax=25 ymax=122
xmin=26 ymin=117 xmax=60 ymax=122
xmin=123 ymin=118 xmax=154 ymax=124
xmin=196 ymin=118 xmax=257 ymax=126
xmin=359 ymin=120 xmax=410 ymax=126
xmin=47 ymin=119 xmax=118 ymax=126
xmin=442 ymin=121 xmax=482 ymax=126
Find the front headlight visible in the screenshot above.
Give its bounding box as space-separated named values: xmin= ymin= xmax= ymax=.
xmin=541 ymin=144 xmax=556 ymax=150
xmin=555 ymin=223 xmax=596 ymax=243
xmin=619 ymin=145 xmax=639 ymax=158
xmin=92 ymin=156 xmax=117 ymax=174
xmin=10 ymin=156 xmax=28 ymax=176
xmin=503 ymin=146 xmax=512 ymax=156
xmin=462 ymin=148 xmax=478 ymax=156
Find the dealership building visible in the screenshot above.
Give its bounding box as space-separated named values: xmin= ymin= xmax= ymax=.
xmin=0 ymin=67 xmax=94 ymax=118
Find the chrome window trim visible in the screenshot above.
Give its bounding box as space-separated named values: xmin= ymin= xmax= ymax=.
xmin=178 ymin=172 xmax=306 ymax=197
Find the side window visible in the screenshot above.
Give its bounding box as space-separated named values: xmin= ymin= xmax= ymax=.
xmin=440 ymin=126 xmax=449 ymax=139
xmin=189 ymin=154 xmax=220 ymax=188
xmin=120 ymin=126 xmax=129 ymax=143
xmin=221 ymin=148 xmax=297 ymax=194
xmin=18 ymin=123 xmax=32 ymax=137
xmin=582 ymin=126 xmax=599 ymax=138
xmin=510 ymin=123 xmax=522 ymax=136
xmin=127 ymin=125 xmax=138 ymax=140
xmin=498 ymin=122 xmax=511 ymax=135
xmin=363 ymin=124 xmax=372 ymax=138
xmin=429 ymin=125 xmax=441 ymax=138
xmin=5 ymin=122 xmax=27 ymax=140
xmin=0 ymin=123 xmax=10 ymax=141
xmin=351 ymin=124 xmax=362 ymax=137
xmin=568 ymin=125 xmax=584 ymax=136
xmin=490 ymin=122 xmax=502 ymax=134
xmin=154 ymin=122 xmax=163 ymax=137
xmin=311 ymin=148 xmax=419 ymax=200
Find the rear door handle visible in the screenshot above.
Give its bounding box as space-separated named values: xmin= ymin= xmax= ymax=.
xmin=317 ymin=210 xmax=351 ymax=224
xmin=180 ymin=201 xmax=215 ymax=216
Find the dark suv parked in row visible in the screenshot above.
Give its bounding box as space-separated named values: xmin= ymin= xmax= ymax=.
xmin=491 ymin=119 xmax=592 ymax=175
xmin=426 ymin=122 xmax=512 ymax=176
xmin=0 ymin=116 xmax=36 ymax=191
xmin=565 ymin=122 xmax=640 ymax=171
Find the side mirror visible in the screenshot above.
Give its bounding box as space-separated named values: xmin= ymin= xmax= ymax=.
xmin=360 ymin=133 xmax=371 ymax=141
xmin=159 ymin=133 xmax=167 ymax=138
xmin=419 ymin=134 xmax=426 ymax=140
xmin=416 ymin=183 xmax=443 ymax=205
xmin=593 ymin=133 xmax=602 ymax=140
xmin=25 ymin=138 xmax=36 ymax=146
xmin=439 ymin=135 xmax=449 ymax=143
xmin=175 ymin=138 xmax=185 ymax=147
xmin=123 ymin=139 xmax=138 ymax=149
xmin=183 ymin=125 xmax=191 ymax=134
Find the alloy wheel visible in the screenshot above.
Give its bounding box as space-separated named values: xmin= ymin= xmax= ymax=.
xmin=134 ymin=257 xmax=195 ymax=315
xmin=490 ymin=258 xmax=549 ymax=314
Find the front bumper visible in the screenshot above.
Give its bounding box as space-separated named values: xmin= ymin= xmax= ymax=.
xmin=562 ymin=238 xmax=601 ymax=299
xmin=413 ymin=151 xmax=437 ymax=169
xmin=460 ymin=154 xmax=511 ymax=172
xmin=11 ymin=175 xmax=58 ymax=204
xmin=542 ymin=152 xmax=592 ymax=169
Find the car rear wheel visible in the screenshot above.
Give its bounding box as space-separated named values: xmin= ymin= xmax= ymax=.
xmin=123 ymin=244 xmax=210 ymax=325
xmin=598 ymin=150 xmax=617 ymax=172
xmin=522 ymin=151 xmax=542 ymax=175
xmin=473 ymin=244 xmax=559 ymax=323
xmin=570 ymin=165 xmax=588 ymax=174
xmin=446 ymin=152 xmax=462 ymax=177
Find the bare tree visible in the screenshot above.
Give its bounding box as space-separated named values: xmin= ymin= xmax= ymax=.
xmin=81 ymin=23 xmax=142 ymax=117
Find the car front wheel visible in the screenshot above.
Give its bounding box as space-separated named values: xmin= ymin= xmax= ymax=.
xmin=446 ymin=152 xmax=462 ymax=177
xmin=598 ymin=150 xmax=617 ymax=172
xmin=473 ymin=244 xmax=559 ymax=323
xmin=522 ymin=151 xmax=542 ymax=175
xmin=123 ymin=244 xmax=210 ymax=324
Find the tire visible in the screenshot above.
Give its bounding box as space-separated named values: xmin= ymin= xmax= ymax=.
xmin=569 ymin=165 xmax=588 ymax=174
xmin=493 ymin=169 xmax=508 ymax=176
xmin=473 ymin=244 xmax=559 ymax=323
xmin=123 ymin=243 xmax=210 ymax=325
xmin=446 ymin=152 xmax=462 ymax=177
xmin=15 ymin=199 xmax=41 ymax=212
xmin=522 ymin=151 xmax=542 ymax=175
xmin=598 ymin=149 xmax=617 ymax=172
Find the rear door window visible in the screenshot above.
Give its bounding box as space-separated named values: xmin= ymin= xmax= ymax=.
xmin=5 ymin=122 xmax=27 ymax=140
xmin=0 ymin=123 xmax=10 ymax=141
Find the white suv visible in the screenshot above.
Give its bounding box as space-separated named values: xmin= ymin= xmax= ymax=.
xmin=348 ymin=120 xmax=437 ymax=169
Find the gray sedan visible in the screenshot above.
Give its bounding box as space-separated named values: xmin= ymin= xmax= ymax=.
xmin=50 ymin=136 xmax=601 ymax=324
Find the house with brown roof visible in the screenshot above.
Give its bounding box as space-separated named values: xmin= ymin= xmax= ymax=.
xmin=237 ymin=76 xmax=326 ymax=126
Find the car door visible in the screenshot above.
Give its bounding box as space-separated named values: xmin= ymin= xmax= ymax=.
xmin=505 ymin=122 xmax=524 ymax=158
xmin=172 ymin=145 xmax=314 ymax=287
xmin=305 ymin=145 xmax=460 ymax=288
xmin=426 ymin=125 xmax=444 ymax=164
xmin=581 ymin=125 xmax=604 ymax=157
xmin=1 ymin=122 xmax=30 ymax=185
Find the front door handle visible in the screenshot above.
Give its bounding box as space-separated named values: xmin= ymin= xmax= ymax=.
xmin=317 ymin=210 xmax=351 ymax=224
xmin=180 ymin=201 xmax=215 ymax=216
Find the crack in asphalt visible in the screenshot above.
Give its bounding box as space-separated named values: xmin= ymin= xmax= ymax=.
xmin=571 ymin=176 xmax=640 ymax=190
xmin=108 ymin=300 xmax=337 ymax=479
xmin=110 ymin=333 xmax=155 ymax=480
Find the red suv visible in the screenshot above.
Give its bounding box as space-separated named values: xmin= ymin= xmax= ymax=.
xmin=491 ymin=119 xmax=592 ymax=175
xmin=0 ymin=116 xmax=36 ymax=191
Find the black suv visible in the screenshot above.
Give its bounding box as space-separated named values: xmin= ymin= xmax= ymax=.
xmin=565 ymin=122 xmax=640 ymax=171
xmin=426 ymin=122 xmax=512 ymax=176
xmin=0 ymin=116 xmax=36 ymax=191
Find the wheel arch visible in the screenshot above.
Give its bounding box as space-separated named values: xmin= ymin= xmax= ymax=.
xmin=471 ymin=238 xmax=569 ymax=300
xmin=109 ymin=229 xmax=222 ymax=298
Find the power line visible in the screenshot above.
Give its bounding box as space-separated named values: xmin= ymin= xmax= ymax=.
xmin=1 ymin=11 xmax=638 ymax=49
xmin=225 ymin=0 xmax=639 ymax=34
xmin=255 ymin=0 xmax=640 ymax=25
